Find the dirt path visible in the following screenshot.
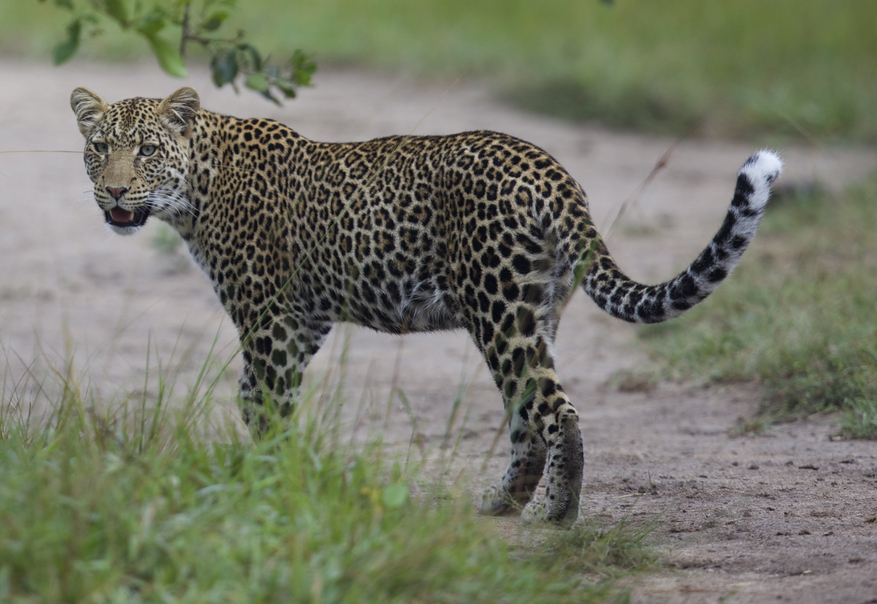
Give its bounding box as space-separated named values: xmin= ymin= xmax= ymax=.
xmin=1 ymin=60 xmax=876 ymax=603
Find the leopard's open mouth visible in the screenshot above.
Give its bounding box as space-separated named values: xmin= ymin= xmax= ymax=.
xmin=105 ymin=206 xmax=150 ymax=228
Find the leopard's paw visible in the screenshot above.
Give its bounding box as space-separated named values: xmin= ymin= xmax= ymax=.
xmin=478 ymin=485 xmax=519 ymax=516
xmin=521 ymin=497 xmax=579 ymax=527
xmin=520 ymin=500 xmax=549 ymax=526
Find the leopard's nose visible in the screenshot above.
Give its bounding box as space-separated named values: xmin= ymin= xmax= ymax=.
xmin=106 ymin=186 xmax=129 ymax=200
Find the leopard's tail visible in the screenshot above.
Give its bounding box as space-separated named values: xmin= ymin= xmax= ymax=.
xmin=583 ymin=150 xmax=782 ymax=324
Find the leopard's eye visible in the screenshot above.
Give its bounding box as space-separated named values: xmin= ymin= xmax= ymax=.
xmin=139 ymin=144 xmax=157 ymax=157
xmin=94 ymin=142 xmax=109 ymax=154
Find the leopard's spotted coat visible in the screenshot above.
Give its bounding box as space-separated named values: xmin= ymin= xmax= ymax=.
xmin=71 ymin=87 xmax=782 ymax=525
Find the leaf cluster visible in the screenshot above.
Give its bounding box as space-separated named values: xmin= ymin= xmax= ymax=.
xmin=42 ymin=0 xmax=316 ymax=103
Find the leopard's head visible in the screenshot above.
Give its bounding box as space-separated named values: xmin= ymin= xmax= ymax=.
xmin=70 ymin=87 xmax=200 ymax=235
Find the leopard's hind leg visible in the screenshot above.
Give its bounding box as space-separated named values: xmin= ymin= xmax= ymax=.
xmin=475 ymin=315 xmax=584 ymax=526
xmin=479 ymin=412 xmax=547 ymax=515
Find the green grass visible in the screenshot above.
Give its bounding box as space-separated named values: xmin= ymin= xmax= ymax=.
xmin=0 ymin=346 xmax=651 ymax=602
xmin=539 ymin=517 xmax=656 ymax=579
xmin=639 ymin=176 xmax=877 ymax=438
xmin=2 ymin=1 xmax=877 ymax=141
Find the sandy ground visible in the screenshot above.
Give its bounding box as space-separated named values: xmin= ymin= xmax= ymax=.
xmin=1 ymin=60 xmax=877 ymax=603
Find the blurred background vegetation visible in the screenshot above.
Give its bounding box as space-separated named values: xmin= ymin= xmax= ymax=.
xmin=2 ymin=0 xmax=877 ymax=141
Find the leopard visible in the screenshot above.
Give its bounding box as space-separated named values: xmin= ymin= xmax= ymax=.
xmin=71 ymin=86 xmax=782 ymax=526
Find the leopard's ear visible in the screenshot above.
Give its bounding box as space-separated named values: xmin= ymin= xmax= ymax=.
xmin=157 ymin=87 xmax=200 ymax=138
xmin=70 ymin=87 xmax=109 ymax=138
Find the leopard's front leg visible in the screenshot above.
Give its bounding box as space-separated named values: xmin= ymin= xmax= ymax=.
xmin=238 ymin=313 xmax=333 ymax=437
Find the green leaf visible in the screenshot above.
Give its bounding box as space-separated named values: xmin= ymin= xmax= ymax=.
xmin=291 ymin=49 xmax=316 ymax=86
xmin=136 ymin=13 xmax=165 ymax=37
xmin=382 ymin=484 xmax=408 ymax=509
xmin=202 ymin=11 xmax=229 ymax=32
xmin=237 ymin=43 xmax=262 ymax=71
xmin=52 ymin=19 xmax=81 ymax=65
xmin=275 ymin=79 xmax=297 ymax=99
xmin=245 ymin=72 xmax=269 ymax=93
xmin=103 ymin=0 xmax=129 ymax=25
xmin=245 ymin=72 xmax=279 ymax=104
xmin=142 ymin=32 xmax=187 ymax=78
xmin=210 ymin=49 xmax=238 ymax=88
xmin=53 ymin=0 xmax=74 ymax=9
